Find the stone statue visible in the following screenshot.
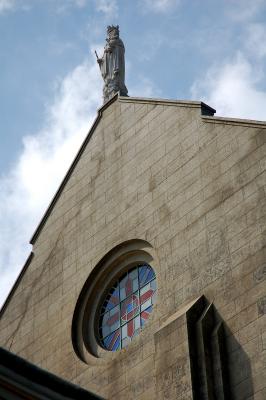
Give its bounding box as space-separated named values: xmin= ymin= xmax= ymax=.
xmin=96 ymin=25 xmax=128 ymax=103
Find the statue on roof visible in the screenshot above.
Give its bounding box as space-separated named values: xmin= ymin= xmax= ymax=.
xmin=95 ymin=25 xmax=128 ymax=103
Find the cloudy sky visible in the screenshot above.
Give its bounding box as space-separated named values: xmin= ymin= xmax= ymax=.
xmin=1 ymin=0 xmax=266 ymax=306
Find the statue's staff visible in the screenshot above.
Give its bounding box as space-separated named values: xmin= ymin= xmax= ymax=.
xmin=95 ymin=50 xmax=102 ymax=65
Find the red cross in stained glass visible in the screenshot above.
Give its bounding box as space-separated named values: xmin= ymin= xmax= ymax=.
xmin=100 ymin=264 xmax=157 ymax=351
xmin=121 ymin=293 xmax=139 ymax=323
xmin=125 ymin=277 xmax=132 ymax=297
xmin=140 ymin=288 xmax=153 ymax=305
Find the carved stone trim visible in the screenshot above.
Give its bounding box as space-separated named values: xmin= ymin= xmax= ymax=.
xmin=154 ymin=296 xmax=232 ymax=400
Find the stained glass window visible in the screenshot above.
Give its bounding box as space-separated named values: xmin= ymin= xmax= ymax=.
xmin=98 ymin=264 xmax=156 ymax=351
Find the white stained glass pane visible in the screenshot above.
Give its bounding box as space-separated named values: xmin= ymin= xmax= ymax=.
xmin=140 ymin=306 xmax=152 ymax=328
xmin=140 ymin=280 xmax=156 ymax=296
xmin=140 ymin=297 xmax=152 ymax=312
xmin=129 ymin=268 xmax=138 ymax=280
xmin=134 ymin=315 xmax=141 ymax=332
xmin=151 ymin=279 xmax=157 ymax=291
xmin=129 ymin=269 xmax=138 ymax=293
xmin=121 ymin=315 xmax=141 ymax=343
xmin=122 ymin=323 xmax=127 ymax=339
xmin=152 ymin=291 xmax=157 ymax=305
xmin=120 ymin=287 xmax=126 ymax=300
xmin=140 ymin=282 xmax=149 ymax=296
xmin=122 ymin=337 xmax=130 ymax=348
xmin=119 ymin=274 xmax=128 ymax=301
xmin=110 ymin=305 xmax=119 ymax=317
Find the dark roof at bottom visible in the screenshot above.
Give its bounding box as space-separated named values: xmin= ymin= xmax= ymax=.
xmin=0 ymin=347 xmax=104 ymax=400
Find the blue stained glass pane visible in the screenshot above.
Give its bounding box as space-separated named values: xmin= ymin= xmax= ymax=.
xmin=101 ymin=305 xmax=120 ymax=338
xmin=103 ymin=329 xmax=121 ymax=351
xmin=99 ymin=264 xmax=156 ymax=351
xmin=101 ymin=321 xmax=109 ymax=339
xmin=120 ymin=269 xmax=138 ymax=301
xmin=105 ymin=285 xmax=120 ymax=311
xmin=113 ymin=335 xmax=120 ymax=350
xmin=140 ymin=305 xmax=152 ymax=327
xmin=121 ymin=315 xmax=141 ymax=348
xmin=138 ymin=265 xmax=155 ymax=287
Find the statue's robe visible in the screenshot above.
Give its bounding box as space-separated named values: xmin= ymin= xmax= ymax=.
xmin=100 ymin=37 xmax=128 ymax=99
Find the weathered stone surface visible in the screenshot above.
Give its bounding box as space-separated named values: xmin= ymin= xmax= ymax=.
xmin=0 ymin=96 xmax=265 ymax=399
xmin=257 ymin=296 xmax=266 ymax=315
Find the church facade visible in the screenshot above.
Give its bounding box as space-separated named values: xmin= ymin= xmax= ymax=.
xmin=0 ymin=94 xmax=265 ymax=399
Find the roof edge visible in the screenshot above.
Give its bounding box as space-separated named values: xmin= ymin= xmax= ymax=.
xmin=202 ymin=115 xmax=266 ymax=128
xmin=119 ymin=96 xmax=216 ymax=115
xmin=0 ymin=252 xmax=34 ymax=319
xmin=30 ymin=95 xmax=215 ymax=246
xmin=1 ymin=95 xmax=121 ymax=316
xmin=30 ymin=93 xmax=119 ymax=246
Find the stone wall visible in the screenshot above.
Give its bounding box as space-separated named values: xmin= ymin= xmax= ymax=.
xmin=0 ymin=96 xmax=265 ymax=399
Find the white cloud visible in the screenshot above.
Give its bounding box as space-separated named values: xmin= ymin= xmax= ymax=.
xmin=0 ymin=0 xmax=15 ymax=13
xmin=245 ymin=23 xmax=266 ymax=59
xmin=129 ymin=75 xmax=162 ymax=98
xmin=142 ymin=0 xmax=180 ymax=13
xmin=55 ymin=0 xmax=88 ymax=13
xmin=73 ymin=0 xmax=87 ymax=6
xmin=191 ymin=53 xmax=266 ymax=121
xmin=95 ymin=0 xmax=118 ymax=18
xmin=0 ymin=48 xmax=160 ymax=308
xmin=0 ymin=0 xmax=88 ymax=15
xmin=126 ymin=56 xmax=161 ymax=98
xmin=0 ymin=56 xmax=102 ymax=307
xmin=136 ymin=31 xmax=165 ymax=62
xmin=227 ymin=0 xmax=265 ymax=21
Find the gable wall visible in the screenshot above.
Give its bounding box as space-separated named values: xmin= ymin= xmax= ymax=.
xmin=0 ymin=98 xmax=265 ymax=399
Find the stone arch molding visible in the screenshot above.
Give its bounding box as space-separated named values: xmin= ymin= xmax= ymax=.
xmin=72 ymin=239 xmax=157 ymax=365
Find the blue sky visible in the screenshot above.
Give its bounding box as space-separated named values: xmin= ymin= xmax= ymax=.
xmin=1 ymin=0 xmax=266 ymax=305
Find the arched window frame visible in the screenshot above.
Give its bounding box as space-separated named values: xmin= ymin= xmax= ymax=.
xmin=72 ymin=240 xmax=158 ymax=364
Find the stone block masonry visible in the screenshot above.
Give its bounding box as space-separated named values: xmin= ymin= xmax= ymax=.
xmin=0 ymin=95 xmax=265 ymax=399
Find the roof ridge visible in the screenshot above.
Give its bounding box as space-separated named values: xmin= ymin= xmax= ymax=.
xmin=202 ymin=115 xmax=266 ymax=128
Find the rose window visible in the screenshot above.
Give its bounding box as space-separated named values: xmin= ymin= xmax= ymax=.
xmin=98 ymin=264 xmax=157 ymax=351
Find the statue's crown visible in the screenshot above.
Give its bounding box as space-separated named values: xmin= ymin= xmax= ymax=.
xmin=107 ymin=25 xmax=119 ymax=35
